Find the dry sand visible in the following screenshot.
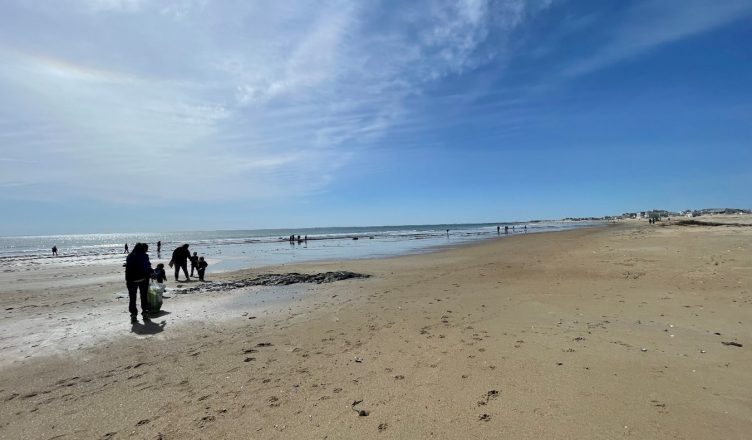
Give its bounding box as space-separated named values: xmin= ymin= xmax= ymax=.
xmin=1 ymin=221 xmax=751 ymax=439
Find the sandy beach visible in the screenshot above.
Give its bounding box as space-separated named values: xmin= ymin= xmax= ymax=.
xmin=1 ymin=220 xmax=751 ymax=439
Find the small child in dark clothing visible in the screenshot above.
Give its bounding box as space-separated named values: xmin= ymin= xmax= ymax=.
xmin=153 ymin=263 xmax=167 ymax=283
xmin=190 ymin=252 xmax=199 ymax=277
xmin=197 ymin=257 xmax=208 ymax=281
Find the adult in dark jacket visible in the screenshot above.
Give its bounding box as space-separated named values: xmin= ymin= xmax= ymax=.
xmin=125 ymin=243 xmax=152 ymax=321
xmin=170 ymin=244 xmax=192 ymax=281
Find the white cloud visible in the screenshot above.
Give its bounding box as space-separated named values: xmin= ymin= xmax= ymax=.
xmin=74 ymin=0 xmax=149 ymax=13
xmin=563 ymin=0 xmax=752 ymax=77
xmin=0 ymin=0 xmax=553 ymax=203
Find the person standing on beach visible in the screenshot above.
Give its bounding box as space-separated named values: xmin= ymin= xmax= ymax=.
xmin=157 ymin=241 xmax=161 ymax=253
xmin=170 ymin=244 xmax=192 ymax=281
xmin=52 ymin=245 xmax=58 ymax=257
xmin=197 ymin=256 xmax=208 ymax=281
xmin=504 ymin=226 xmax=509 ymax=234
xmin=124 ymin=243 xmax=129 ymax=254
xmin=497 ymin=226 xmax=500 ymax=235
xmin=125 ymin=243 xmax=152 ymax=322
xmin=190 ymin=252 xmax=199 ymax=277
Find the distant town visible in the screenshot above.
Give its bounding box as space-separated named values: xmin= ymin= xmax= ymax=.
xmin=563 ymin=208 xmax=752 ymax=222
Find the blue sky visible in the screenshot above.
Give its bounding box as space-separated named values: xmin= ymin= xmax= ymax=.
xmin=1 ymin=0 xmax=750 ymax=234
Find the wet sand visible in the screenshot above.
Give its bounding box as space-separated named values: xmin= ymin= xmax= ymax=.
xmin=1 ymin=220 xmax=751 ymax=439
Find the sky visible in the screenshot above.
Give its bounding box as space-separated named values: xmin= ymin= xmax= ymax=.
xmin=1 ymin=0 xmax=750 ymax=235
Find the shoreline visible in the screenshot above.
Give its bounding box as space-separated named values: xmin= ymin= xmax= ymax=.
xmin=1 ymin=221 xmax=750 ymax=438
xmin=0 ymin=220 xmax=605 ymax=274
xmin=0 ymin=225 xmax=607 ymax=368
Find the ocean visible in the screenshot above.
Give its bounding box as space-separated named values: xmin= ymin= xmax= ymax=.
xmin=0 ymin=221 xmax=602 ymax=273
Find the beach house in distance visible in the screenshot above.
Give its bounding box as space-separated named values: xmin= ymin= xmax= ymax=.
xmin=619 ymin=210 xmax=674 ymax=220
xmin=620 ymin=208 xmax=751 ymax=221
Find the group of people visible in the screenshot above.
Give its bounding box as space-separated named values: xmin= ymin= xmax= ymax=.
xmin=124 ymin=242 xmax=209 ymax=321
xmin=496 ymin=225 xmax=527 ymax=235
xmin=288 ymin=235 xmax=307 ymax=243
xmin=169 ymin=244 xmax=208 ymax=282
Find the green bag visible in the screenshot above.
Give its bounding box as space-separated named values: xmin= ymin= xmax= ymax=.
xmin=147 ymin=282 xmax=163 ymax=312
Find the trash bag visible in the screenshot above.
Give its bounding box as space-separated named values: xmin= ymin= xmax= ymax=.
xmin=148 ymin=282 xmax=163 ymax=312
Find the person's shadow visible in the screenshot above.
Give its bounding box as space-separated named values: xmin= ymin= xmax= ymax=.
xmin=131 ymin=315 xmax=168 ymax=335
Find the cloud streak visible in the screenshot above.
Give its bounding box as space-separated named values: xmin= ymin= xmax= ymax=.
xmin=1 ymin=0 xmax=746 ymax=206
xmin=0 ymin=0 xmax=553 ymax=203
xmin=562 ymin=0 xmax=752 ymax=77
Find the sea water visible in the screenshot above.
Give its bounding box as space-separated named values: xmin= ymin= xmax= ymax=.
xmin=0 ymin=221 xmax=603 ymax=272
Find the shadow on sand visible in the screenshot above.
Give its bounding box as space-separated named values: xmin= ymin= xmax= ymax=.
xmin=148 ymin=310 xmax=171 ymax=319
xmin=131 ymin=316 xmax=168 ymax=335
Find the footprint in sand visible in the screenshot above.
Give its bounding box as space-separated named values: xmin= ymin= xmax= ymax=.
xmin=197 ymin=415 xmax=216 ymax=427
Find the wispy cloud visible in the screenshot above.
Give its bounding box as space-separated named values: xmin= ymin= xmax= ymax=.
xmin=0 ymin=0 xmax=552 ymax=203
xmin=4 ymin=0 xmax=744 ymax=205
xmin=562 ymin=0 xmax=752 ymax=77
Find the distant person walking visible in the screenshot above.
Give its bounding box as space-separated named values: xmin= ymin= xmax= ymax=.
xmin=497 ymin=226 xmax=500 ymax=235
xmin=524 ymin=225 xmax=527 ymax=233
xmin=125 ymin=243 xmax=152 ymax=322
xmin=156 ymin=241 xmax=161 ymax=253
xmin=190 ymin=252 xmax=199 ymax=277
xmin=124 ymin=243 xmax=129 ymax=254
xmin=52 ymin=245 xmax=58 ymax=257
xmin=170 ymin=244 xmax=192 ymax=281
xmin=504 ymin=226 xmax=509 ymax=234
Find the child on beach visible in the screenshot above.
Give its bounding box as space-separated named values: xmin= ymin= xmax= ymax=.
xmin=152 ymin=263 xmax=167 ymax=296
xmin=190 ymin=252 xmax=199 ymax=277
xmin=197 ymin=257 xmax=208 ymax=282
xmin=152 ymin=263 xmax=167 ymax=284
